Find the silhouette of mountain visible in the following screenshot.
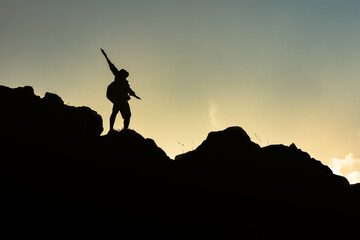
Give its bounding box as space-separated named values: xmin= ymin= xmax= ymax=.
xmin=175 ymin=126 xmax=349 ymax=199
xmin=1 ymin=85 xmax=359 ymax=239
xmin=0 ymin=85 xmax=103 ymax=140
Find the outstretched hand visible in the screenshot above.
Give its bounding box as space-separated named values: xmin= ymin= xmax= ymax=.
xmin=100 ymin=48 xmax=107 ymax=56
xmin=133 ymin=94 xmax=141 ymax=100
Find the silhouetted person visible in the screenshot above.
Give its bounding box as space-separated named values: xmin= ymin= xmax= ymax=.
xmin=101 ymin=48 xmax=141 ymax=132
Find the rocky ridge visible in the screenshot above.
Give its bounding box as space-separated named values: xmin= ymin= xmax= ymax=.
xmin=1 ymin=85 xmax=359 ymax=239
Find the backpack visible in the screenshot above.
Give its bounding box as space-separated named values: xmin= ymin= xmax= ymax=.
xmin=106 ymin=81 xmax=130 ymax=103
xmin=106 ymin=82 xmax=117 ymax=103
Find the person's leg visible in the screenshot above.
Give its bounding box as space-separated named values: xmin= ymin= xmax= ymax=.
xmin=120 ymin=102 xmax=131 ymax=130
xmin=123 ymin=117 xmax=130 ymax=130
xmin=109 ymin=104 xmax=120 ymax=131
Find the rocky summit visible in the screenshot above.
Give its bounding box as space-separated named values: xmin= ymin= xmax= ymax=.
xmin=1 ymin=85 xmax=359 ymax=239
xmin=0 ymin=85 xmax=103 ymax=140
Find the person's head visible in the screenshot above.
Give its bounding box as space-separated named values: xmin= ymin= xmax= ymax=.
xmin=117 ymin=69 xmax=129 ymax=80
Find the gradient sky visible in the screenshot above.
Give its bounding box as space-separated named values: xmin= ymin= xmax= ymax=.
xmin=1 ymin=0 xmax=360 ymax=183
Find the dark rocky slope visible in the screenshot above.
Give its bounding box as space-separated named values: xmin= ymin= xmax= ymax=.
xmin=0 ymin=85 xmax=359 ymax=239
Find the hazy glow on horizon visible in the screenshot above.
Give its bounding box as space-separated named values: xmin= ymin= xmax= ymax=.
xmin=330 ymin=153 xmax=360 ymax=184
xmin=1 ymin=0 xmax=360 ymax=183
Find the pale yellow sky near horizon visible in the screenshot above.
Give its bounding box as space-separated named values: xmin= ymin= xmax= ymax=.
xmin=1 ymin=0 xmax=360 ymax=183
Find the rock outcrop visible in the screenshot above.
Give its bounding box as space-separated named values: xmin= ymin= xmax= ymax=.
xmin=0 ymin=85 xmax=103 ymax=140
xmin=175 ymin=126 xmax=349 ymax=199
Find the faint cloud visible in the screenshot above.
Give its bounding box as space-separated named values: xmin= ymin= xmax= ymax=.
xmin=329 ymin=153 xmax=360 ymax=184
xmin=347 ymin=171 xmax=360 ymax=184
xmin=208 ymin=101 xmax=224 ymax=130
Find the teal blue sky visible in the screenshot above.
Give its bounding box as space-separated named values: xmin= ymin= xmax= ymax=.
xmin=1 ymin=0 xmax=360 ymax=182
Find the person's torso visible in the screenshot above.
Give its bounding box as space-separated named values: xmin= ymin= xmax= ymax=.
xmin=107 ymin=80 xmax=130 ymax=103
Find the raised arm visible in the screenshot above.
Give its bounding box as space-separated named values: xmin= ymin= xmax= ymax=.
xmin=101 ymin=48 xmax=118 ymax=75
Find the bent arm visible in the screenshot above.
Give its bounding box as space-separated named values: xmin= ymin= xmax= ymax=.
xmin=128 ymin=87 xmax=141 ymax=100
xmin=101 ymin=48 xmax=118 ymax=75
